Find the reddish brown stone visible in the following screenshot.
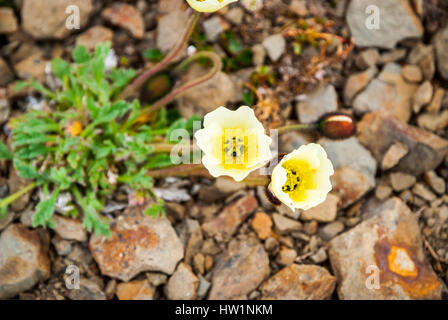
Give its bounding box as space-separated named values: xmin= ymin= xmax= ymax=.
xmin=328 ymin=197 xmax=446 ymax=299
xmin=261 ymin=264 xmax=336 ymax=300
xmin=90 ymin=208 xmax=183 ymax=281
xmin=102 ymin=3 xmax=144 ymax=39
xmin=202 ymin=195 xmax=258 ymax=242
xmin=0 ymin=224 xmax=50 ymax=299
xmin=116 ymin=280 xmax=155 ymax=300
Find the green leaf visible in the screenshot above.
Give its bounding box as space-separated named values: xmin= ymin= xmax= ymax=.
xmin=13 ymin=159 xmax=40 ymax=179
xmin=32 ymin=187 xmax=59 ymax=229
xmin=51 ymin=58 xmax=70 ymax=79
xmin=242 ymin=89 xmax=255 ymax=106
xmin=143 ymin=49 xmax=164 ymax=62
xmin=0 ymin=141 xmax=12 ymax=159
xmin=144 ymin=200 xmax=165 ymax=218
xmin=50 ymin=167 xmax=73 ymax=189
xmin=73 ymin=45 xmax=91 ymax=64
xmin=14 ymin=81 xmax=29 ymax=92
xmin=0 ymin=205 xmax=8 ymax=219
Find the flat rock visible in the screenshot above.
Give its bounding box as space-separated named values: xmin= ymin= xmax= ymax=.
xmin=116 ymin=279 xmax=155 ymax=300
xmin=328 ymin=198 xmax=446 ymax=299
xmin=13 ymin=52 xmax=48 ymax=83
xmin=52 ymin=215 xmax=87 ymax=242
xmin=156 ymin=10 xmax=189 ymax=53
xmin=272 ymin=213 xmax=302 ymax=234
xmin=353 ymin=63 xmax=418 ymax=122
xmin=68 ymin=278 xmax=106 ymax=300
xmin=344 ymin=66 xmax=377 ymax=105
xmin=296 ymin=84 xmax=338 ymax=123
xmin=401 ymin=65 xmax=422 ymax=83
xmin=8 ymin=168 xmax=31 ymax=212
xmin=0 ymin=8 xmax=18 ymax=34
xmin=209 ymin=237 xmax=269 ymax=300
xmin=76 ymin=26 xmax=114 ymax=51
xmin=176 ymin=63 xmax=237 ymax=118
xmin=413 ymin=81 xmax=433 ymax=113
xmin=390 ymin=172 xmax=416 ymax=191
xmin=261 ymin=264 xmax=336 ymax=300
xmin=346 ymin=0 xmax=423 ymax=49
xmin=357 ymin=111 xmax=448 ymax=175
xmin=165 ymin=262 xmax=199 ymax=300
xmin=319 ymin=137 xmax=377 ymax=207
xmin=381 ymin=142 xmax=408 ymax=170
xmin=0 ymin=224 xmax=50 ymax=299
xmin=433 ymin=26 xmax=448 ymax=80
xmin=262 ymin=34 xmax=286 ymax=62
xmin=202 ymin=195 xmax=258 ymax=242
xmin=102 ymin=3 xmax=144 ymax=39
xmin=203 ymin=16 xmax=225 ymax=42
xmin=90 ymin=207 xmax=184 ymax=281
xmin=21 ymin=0 xmax=93 ymax=40
xmin=301 ymin=194 xmax=339 ymax=222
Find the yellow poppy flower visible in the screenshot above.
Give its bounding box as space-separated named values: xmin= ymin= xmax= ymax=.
xmin=194 ymin=106 xmax=272 ymax=182
xmin=186 ymin=0 xmax=238 ymax=13
xmin=269 ymin=143 xmax=334 ymax=211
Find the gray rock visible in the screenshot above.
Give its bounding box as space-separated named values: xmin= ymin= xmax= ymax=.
xmin=165 ymin=263 xmax=199 ymax=300
xmin=203 ymin=16 xmax=224 ymax=42
xmin=156 ymin=10 xmax=189 ymax=53
xmin=358 ymin=111 xmax=448 ymax=175
xmin=319 ymin=137 xmax=377 ymax=187
xmin=272 ymin=213 xmax=302 ymax=234
xmin=262 ymin=34 xmax=286 ymax=62
xmin=319 ymin=221 xmax=344 ymax=241
xmin=433 ymin=26 xmax=448 ymax=80
xmin=21 ymin=0 xmax=93 ymax=40
xmin=209 ymin=237 xmax=269 ymax=299
xmin=0 ymin=224 xmax=50 ymax=299
xmin=68 ymin=278 xmax=106 ymax=300
xmin=346 ymin=0 xmax=423 ymax=49
xmin=90 ymin=207 xmax=184 ymax=281
xmin=353 ymin=63 xmax=418 ymax=122
xmin=413 ymin=81 xmax=433 ymax=113
xmin=52 ymin=215 xmax=87 ymax=242
xmin=296 ymin=85 xmax=338 ymax=123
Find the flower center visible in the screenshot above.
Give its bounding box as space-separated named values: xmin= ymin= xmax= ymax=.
xmin=222 ymin=132 xmax=248 ymax=166
xmin=282 ymin=168 xmax=301 ymax=193
xmin=281 ymin=159 xmax=317 ymax=202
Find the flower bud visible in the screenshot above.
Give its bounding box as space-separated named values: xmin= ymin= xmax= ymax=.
xmin=142 ymin=72 xmax=173 ymax=103
xmin=317 ymin=112 xmax=356 ymax=140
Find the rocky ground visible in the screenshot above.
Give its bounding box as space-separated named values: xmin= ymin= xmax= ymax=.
xmin=1 ymin=0 xmax=448 ymax=300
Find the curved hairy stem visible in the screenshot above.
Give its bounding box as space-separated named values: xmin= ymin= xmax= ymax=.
xmin=133 ymin=50 xmax=222 ymax=125
xmin=118 ymin=11 xmax=200 ymax=100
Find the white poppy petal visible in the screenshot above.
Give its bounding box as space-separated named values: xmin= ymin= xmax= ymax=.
xmin=186 ymin=0 xmax=238 ymax=12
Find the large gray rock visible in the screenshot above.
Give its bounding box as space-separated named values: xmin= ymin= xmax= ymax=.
xmin=0 ymin=224 xmax=50 ymax=299
xmin=329 ymin=198 xmax=447 ymax=299
xmin=90 ymin=207 xmax=184 ymax=281
xmin=21 ymin=0 xmax=93 ymax=40
xmin=347 ymin=0 xmax=423 ymax=49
